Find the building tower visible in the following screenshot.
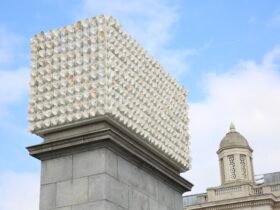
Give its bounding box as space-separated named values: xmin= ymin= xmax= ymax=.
xmin=217 ymin=123 xmax=255 ymax=185
xmin=183 ymin=123 xmax=280 ymax=210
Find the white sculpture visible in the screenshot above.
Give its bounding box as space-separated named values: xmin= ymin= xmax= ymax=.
xmin=28 ymin=15 xmax=190 ymax=170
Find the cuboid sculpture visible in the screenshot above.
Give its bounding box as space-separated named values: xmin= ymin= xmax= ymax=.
xmin=27 ymin=15 xmax=192 ymax=210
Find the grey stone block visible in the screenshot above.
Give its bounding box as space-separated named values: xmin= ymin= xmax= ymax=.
xmin=72 ymin=202 xmax=102 ymax=210
xmin=88 ymin=174 xmax=106 ymax=201
xmin=41 ymin=155 xmax=72 ymax=184
xmin=157 ymin=181 xmax=175 ymax=209
xmin=53 ymin=207 xmax=71 ymax=210
xmin=118 ymin=156 xmax=142 ymax=188
xmin=174 ymin=192 xmax=183 ymax=210
xmin=105 ymin=176 xmax=129 ymax=209
xmin=56 ymin=177 xmax=88 ymax=207
xmin=89 ymin=174 xmax=129 ymax=209
xmin=118 ymin=156 xmax=157 ymax=200
xmin=149 ymin=198 xmax=158 ymax=210
xmin=105 ymin=149 xmax=118 ymax=178
xmin=73 ymin=148 xmax=118 ymax=179
xmin=104 ymin=201 xmax=127 ymax=210
xmin=158 ymin=204 xmax=174 ymax=210
xmin=129 ymin=189 xmax=149 ymax=210
xmin=40 ymin=183 xmax=56 ymax=210
xmin=73 ymin=149 xmax=106 ymax=178
xmin=72 ymin=201 xmax=127 ymax=210
xmin=149 ymin=199 xmax=161 ymax=210
xmin=37 ymin=131 xmax=187 ymax=210
xmin=141 ymin=170 xmax=158 ymax=199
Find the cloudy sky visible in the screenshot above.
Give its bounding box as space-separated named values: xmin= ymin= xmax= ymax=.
xmin=1 ymin=0 xmax=280 ymax=209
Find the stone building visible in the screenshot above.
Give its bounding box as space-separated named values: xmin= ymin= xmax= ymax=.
xmin=183 ymin=123 xmax=280 ymax=210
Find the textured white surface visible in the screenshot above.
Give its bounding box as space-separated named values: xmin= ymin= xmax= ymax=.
xmin=28 ymin=15 xmax=190 ymax=169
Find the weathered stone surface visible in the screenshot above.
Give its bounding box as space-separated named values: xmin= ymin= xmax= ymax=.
xmin=32 ymin=134 xmax=188 ymax=210
xmin=72 ymin=201 xmax=127 ymax=210
xmin=56 ymin=177 xmax=88 ymax=207
xmin=158 ymin=180 xmax=176 ymax=209
xmin=129 ymin=189 xmax=149 ymax=210
xmin=53 ymin=207 xmax=72 ymax=210
xmin=158 ymin=204 xmax=174 ymax=210
xmin=102 ymin=175 xmax=129 ymax=209
xmin=118 ymin=156 xmax=159 ymax=199
xmin=140 ymin=170 xmax=158 ymax=200
xmin=88 ymin=174 xmax=106 ymax=202
xmin=36 ymin=147 xmax=185 ymax=210
xmin=72 ymin=202 xmax=102 ymax=210
xmin=89 ymin=173 xmax=129 ymax=209
xmin=73 ymin=148 xmax=118 ymax=178
xmin=104 ymin=149 xmax=118 ymax=178
xmin=118 ymin=156 xmax=142 ymax=187
xmin=73 ymin=149 xmax=106 ymax=178
xmin=174 ymin=192 xmax=184 ymax=210
xmin=40 ymin=183 xmax=56 ymax=210
xmin=28 ymin=122 xmax=193 ymax=191
xmin=149 ymin=198 xmax=158 ymax=210
xmin=41 ymin=155 xmax=72 ymax=184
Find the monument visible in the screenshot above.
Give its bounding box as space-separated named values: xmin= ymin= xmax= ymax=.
xmin=27 ymin=15 xmax=192 ymax=210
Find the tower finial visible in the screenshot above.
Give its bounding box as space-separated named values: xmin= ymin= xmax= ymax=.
xmin=230 ymin=122 xmax=236 ymax=132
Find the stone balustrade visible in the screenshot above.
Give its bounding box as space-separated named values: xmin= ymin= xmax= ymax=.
xmin=214 ymin=185 xmax=242 ymax=195
xmin=184 ymin=182 xmax=280 ymax=207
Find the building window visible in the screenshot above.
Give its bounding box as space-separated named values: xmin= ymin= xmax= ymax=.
xmin=240 ymin=154 xmax=247 ymax=178
xmin=228 ymin=155 xmax=236 ymax=179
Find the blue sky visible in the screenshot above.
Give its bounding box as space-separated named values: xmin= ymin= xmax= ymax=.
xmin=1 ymin=1 xmax=280 ymax=209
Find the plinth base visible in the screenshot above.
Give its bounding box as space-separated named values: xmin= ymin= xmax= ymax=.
xmin=27 ymin=117 xmax=192 ymax=210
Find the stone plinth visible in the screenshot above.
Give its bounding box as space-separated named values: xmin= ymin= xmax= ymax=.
xmin=28 ymin=116 xmax=192 ymax=210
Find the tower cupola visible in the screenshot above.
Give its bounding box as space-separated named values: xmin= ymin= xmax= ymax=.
xmin=217 ymin=123 xmax=255 ymax=185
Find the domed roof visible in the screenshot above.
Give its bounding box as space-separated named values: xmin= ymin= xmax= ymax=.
xmin=217 ymin=123 xmax=252 ymax=153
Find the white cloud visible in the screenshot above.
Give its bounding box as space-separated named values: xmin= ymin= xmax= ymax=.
xmin=0 ymin=171 xmax=40 ymax=210
xmin=0 ymin=27 xmax=29 ymax=117
xmin=0 ymin=68 xmax=29 ymax=117
xmin=183 ymin=48 xmax=280 ymax=194
xmin=80 ymin=0 xmax=195 ymax=76
xmin=0 ymin=68 xmax=29 ymax=105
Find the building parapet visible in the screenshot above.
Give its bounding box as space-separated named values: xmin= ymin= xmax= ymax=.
xmin=184 ymin=182 xmax=280 ymax=207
